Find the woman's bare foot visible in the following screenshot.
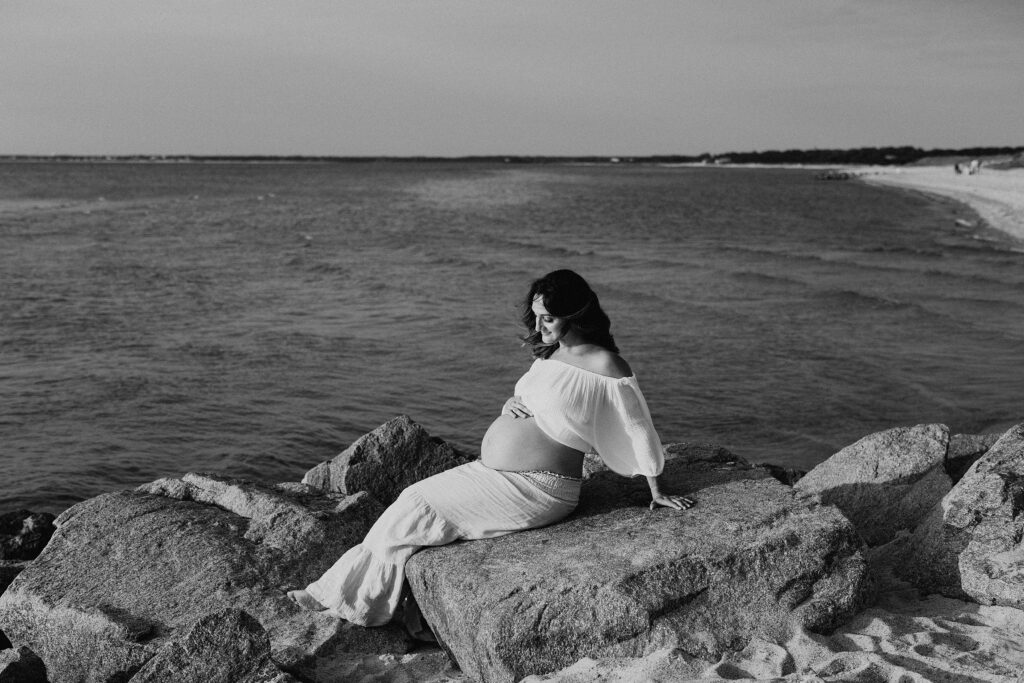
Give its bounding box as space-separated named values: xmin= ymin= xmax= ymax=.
xmin=288 ymin=589 xmax=327 ymax=612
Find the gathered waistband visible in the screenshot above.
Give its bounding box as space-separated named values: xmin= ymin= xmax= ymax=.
xmin=518 ymin=469 xmax=582 ymax=482
xmin=510 ymin=469 xmax=583 ymax=502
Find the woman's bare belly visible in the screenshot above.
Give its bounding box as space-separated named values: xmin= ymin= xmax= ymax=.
xmin=480 ymin=415 xmax=584 ymax=477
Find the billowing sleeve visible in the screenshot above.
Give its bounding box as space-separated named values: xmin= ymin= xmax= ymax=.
xmin=591 ymin=377 xmax=665 ymax=477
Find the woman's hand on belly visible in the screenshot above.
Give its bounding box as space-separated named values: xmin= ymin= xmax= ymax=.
xmin=481 ymin=414 xmax=583 ymax=476
xmin=501 ymin=395 xmax=532 ymax=419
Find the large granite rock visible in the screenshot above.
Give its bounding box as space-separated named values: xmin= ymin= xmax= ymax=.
xmin=128 ymin=608 xmax=297 ymax=683
xmin=1 ymin=510 xmax=58 ymax=651
xmin=946 ymin=431 xmax=1001 ymax=482
xmin=899 ymin=424 xmax=1024 ymax=606
xmin=406 ymin=449 xmax=873 ymax=683
xmin=793 ymin=424 xmax=951 ymax=545
xmin=0 ymin=474 xmax=412 ymax=683
xmin=302 ymin=415 xmax=473 ymax=506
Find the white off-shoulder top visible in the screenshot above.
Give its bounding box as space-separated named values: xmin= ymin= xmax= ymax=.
xmin=513 ymin=358 xmax=665 ymax=477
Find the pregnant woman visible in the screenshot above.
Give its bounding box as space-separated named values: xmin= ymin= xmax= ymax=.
xmin=289 ymin=269 xmax=695 ymax=626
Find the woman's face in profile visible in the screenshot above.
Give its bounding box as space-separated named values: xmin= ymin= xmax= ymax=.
xmin=531 ymin=296 xmax=567 ymax=345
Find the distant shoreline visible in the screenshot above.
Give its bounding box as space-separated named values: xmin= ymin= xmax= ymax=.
xmin=1 ymin=145 xmax=1021 ymax=166
xmin=857 ymin=166 xmax=1024 ymax=243
xmin=4 ymin=156 xmax=1021 ymax=243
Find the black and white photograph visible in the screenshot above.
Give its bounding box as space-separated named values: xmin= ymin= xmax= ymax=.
xmin=2 ymin=2 xmax=1024 ymax=681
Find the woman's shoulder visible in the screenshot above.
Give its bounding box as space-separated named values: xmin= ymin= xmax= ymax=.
xmin=571 ymin=346 xmax=632 ymax=379
xmin=594 ymin=350 xmax=633 ymax=379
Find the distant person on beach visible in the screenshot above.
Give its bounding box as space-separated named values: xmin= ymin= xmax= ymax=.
xmin=288 ymin=268 xmax=694 ymax=628
xmin=969 ymin=159 xmax=981 ymax=175
xmin=954 ymin=163 xmax=962 ymax=175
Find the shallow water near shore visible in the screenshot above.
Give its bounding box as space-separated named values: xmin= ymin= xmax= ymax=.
xmin=2 ymin=161 xmax=1023 ymax=513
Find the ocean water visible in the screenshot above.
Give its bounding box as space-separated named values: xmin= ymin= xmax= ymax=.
xmin=2 ymin=161 xmax=1023 ymax=514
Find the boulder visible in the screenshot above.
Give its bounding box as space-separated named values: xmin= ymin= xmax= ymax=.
xmin=0 ymin=509 xmax=56 ymax=651
xmin=0 ymin=473 xmax=413 ymax=683
xmin=406 ymin=449 xmax=873 ymax=683
xmin=793 ymin=424 xmax=951 ymax=545
xmin=1 ymin=510 xmax=59 ymax=650
xmin=946 ymin=431 xmax=1001 ymax=482
xmin=128 ymin=608 xmax=297 ymax=683
xmin=1 ymin=510 xmax=57 ymax=649
xmin=899 ymin=424 xmax=1024 ymax=607
xmin=756 ymin=464 xmax=807 ymax=487
xmin=302 ymin=415 xmax=473 ymax=505
xmin=0 ymin=646 xmax=47 ymax=683
xmin=0 ymin=510 xmax=56 ymax=562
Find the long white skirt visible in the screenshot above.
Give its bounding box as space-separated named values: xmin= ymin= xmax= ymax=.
xmin=305 ymin=460 xmax=581 ymax=626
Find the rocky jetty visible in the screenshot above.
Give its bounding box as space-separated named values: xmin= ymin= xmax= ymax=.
xmin=2 ymin=417 xmax=1023 ymax=682
xmin=128 ymin=608 xmax=298 ymax=683
xmin=899 ymin=424 xmax=1024 ymax=606
xmin=793 ymin=423 xmax=952 ymax=546
xmin=406 ymin=445 xmax=872 ymax=682
xmin=0 ymin=475 xmax=405 ymax=682
xmin=0 ymin=510 xmax=56 ymax=651
xmin=301 ymin=414 xmax=473 ymax=506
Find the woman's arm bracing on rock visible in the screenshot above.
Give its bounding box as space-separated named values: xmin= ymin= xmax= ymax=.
xmin=646 ymin=475 xmax=696 ymax=510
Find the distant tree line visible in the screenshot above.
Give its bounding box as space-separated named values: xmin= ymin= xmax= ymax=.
xmin=701 ymin=146 xmax=1024 ymax=165
xmin=1 ymin=146 xmax=1021 ymax=165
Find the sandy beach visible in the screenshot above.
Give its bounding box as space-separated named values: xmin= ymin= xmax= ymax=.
xmin=526 ymin=587 xmax=1024 ymax=681
xmin=859 ymin=165 xmax=1024 ymax=243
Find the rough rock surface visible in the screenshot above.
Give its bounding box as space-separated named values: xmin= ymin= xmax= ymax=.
xmin=794 ymin=424 xmax=951 ymax=545
xmin=128 ymin=608 xmax=297 ymax=683
xmin=900 ymin=424 xmax=1024 ymax=607
xmin=1 ymin=510 xmax=58 ymax=651
xmin=0 ymin=646 xmax=47 ymax=683
xmin=0 ymin=473 xmax=412 ymax=683
xmin=946 ymin=431 xmax=1001 ymax=482
xmin=407 ymin=448 xmax=873 ymax=683
xmin=302 ymin=415 xmax=473 ymax=506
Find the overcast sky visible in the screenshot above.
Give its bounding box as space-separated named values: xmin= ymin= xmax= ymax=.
xmin=2 ymin=1 xmax=1022 ymax=156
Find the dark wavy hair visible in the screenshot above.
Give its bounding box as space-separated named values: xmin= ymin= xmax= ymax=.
xmin=520 ymin=269 xmax=619 ymax=359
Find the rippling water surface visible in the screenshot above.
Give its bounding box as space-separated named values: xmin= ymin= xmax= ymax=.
xmin=2 ymin=161 xmax=1023 ymax=513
